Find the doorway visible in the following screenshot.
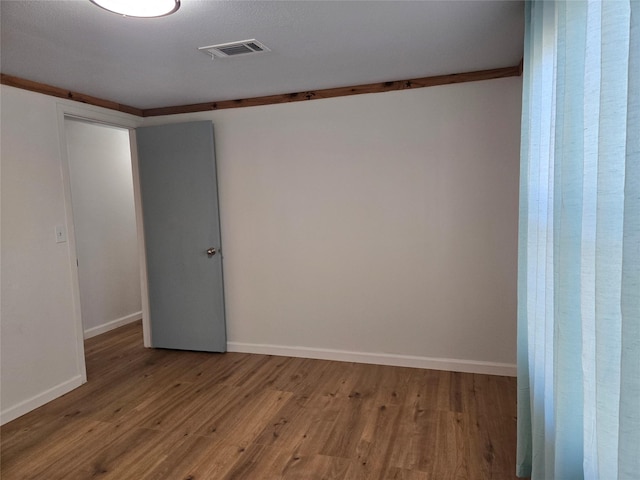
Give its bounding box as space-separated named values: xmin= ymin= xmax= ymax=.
xmin=64 ymin=118 xmax=142 ymax=344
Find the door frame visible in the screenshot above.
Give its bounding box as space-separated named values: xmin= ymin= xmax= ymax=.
xmin=56 ymin=101 xmax=150 ymax=384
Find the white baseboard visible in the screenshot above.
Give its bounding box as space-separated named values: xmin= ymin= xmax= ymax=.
xmin=0 ymin=375 xmax=84 ymax=425
xmin=84 ymin=311 xmax=142 ymax=339
xmin=227 ymin=342 xmax=516 ymax=377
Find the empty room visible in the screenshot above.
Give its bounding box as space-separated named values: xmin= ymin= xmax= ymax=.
xmin=1 ymin=1 xmax=638 ymax=479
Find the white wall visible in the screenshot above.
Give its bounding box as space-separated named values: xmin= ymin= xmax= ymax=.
xmin=65 ymin=119 xmax=141 ymax=338
xmin=1 ymin=87 xmax=85 ymax=423
xmin=144 ymin=76 xmax=522 ymax=374
xmin=0 ymin=85 xmax=141 ymax=424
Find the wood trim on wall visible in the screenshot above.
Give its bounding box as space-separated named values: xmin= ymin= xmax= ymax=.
xmin=2 ymin=64 xmax=521 ymax=118
xmin=0 ymin=74 xmax=144 ymax=117
xmin=142 ymin=65 xmax=521 ymax=117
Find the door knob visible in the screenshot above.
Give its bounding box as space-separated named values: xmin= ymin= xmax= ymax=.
xmin=206 ymin=247 xmax=217 ymax=257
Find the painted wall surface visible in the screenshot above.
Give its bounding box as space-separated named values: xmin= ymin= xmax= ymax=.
xmin=65 ymin=119 xmax=141 ymax=337
xmin=1 ymin=86 xmax=85 ymax=422
xmin=144 ymin=77 xmax=522 ymax=368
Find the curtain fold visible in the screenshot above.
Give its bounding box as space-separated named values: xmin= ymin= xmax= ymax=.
xmin=517 ymin=1 xmax=640 ymax=479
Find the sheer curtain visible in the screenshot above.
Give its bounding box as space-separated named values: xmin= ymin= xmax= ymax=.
xmin=517 ymin=1 xmax=639 ymax=479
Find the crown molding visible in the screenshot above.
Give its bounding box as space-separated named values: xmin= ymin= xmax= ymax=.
xmin=2 ymin=64 xmax=521 ymax=118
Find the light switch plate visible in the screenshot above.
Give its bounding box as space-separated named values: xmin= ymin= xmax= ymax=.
xmin=55 ymin=225 xmax=67 ymax=243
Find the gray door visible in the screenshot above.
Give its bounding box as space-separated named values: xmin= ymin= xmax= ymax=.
xmin=136 ymin=121 xmax=226 ymax=352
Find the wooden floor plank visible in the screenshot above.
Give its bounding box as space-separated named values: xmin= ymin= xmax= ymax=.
xmin=281 ymin=453 xmax=350 ymax=480
xmin=0 ymin=321 xmax=519 ymax=479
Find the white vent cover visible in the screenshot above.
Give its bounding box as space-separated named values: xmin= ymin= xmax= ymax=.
xmin=199 ymin=39 xmax=270 ymax=59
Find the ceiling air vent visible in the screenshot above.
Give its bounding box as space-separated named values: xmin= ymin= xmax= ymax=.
xmin=199 ymin=39 xmax=270 ymax=59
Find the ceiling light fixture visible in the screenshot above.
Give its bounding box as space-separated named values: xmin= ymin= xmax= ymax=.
xmin=90 ymin=0 xmax=180 ymax=18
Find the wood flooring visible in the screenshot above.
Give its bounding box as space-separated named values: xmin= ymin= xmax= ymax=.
xmin=1 ymin=322 xmax=518 ymax=479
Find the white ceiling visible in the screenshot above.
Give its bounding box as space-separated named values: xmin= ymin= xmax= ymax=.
xmin=0 ymin=0 xmax=524 ymax=110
